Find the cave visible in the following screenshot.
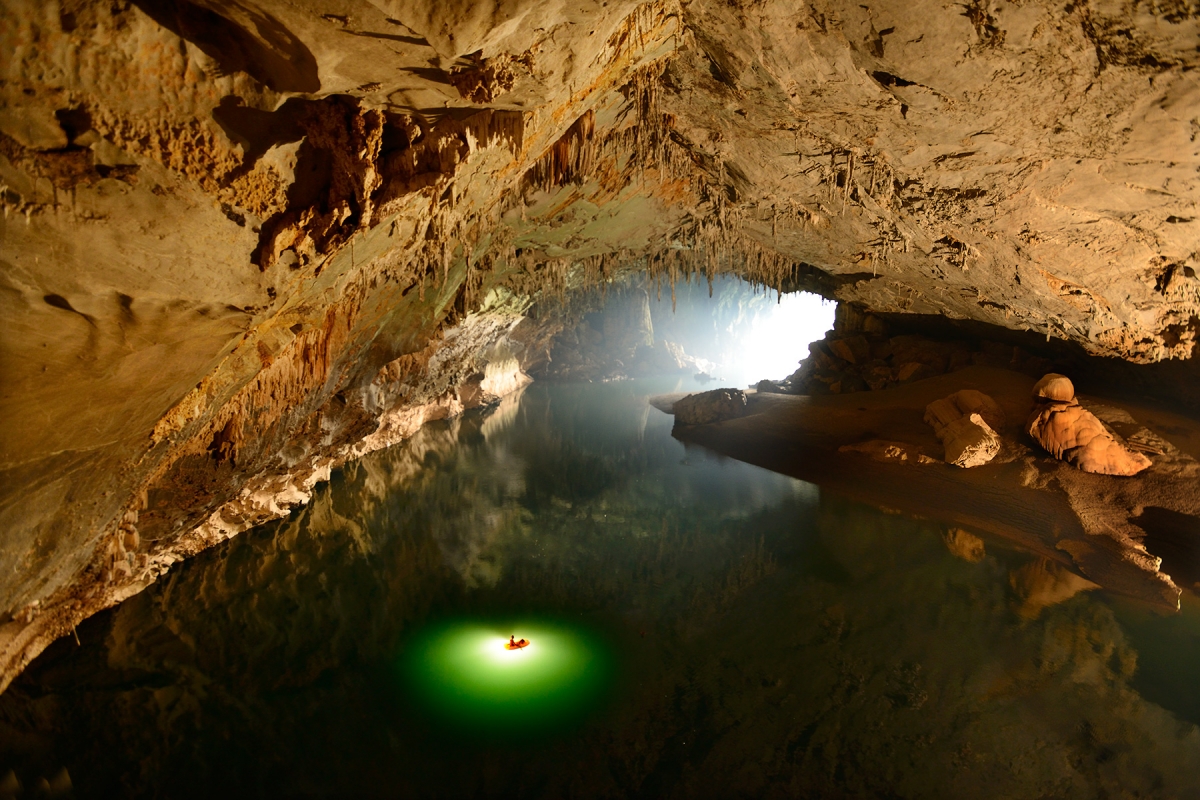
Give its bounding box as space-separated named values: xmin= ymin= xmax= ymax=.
xmin=2 ymin=0 xmax=1200 ymax=796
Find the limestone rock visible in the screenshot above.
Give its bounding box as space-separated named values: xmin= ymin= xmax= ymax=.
xmin=1025 ymin=376 xmax=1152 ymax=476
xmin=838 ymin=440 xmax=937 ymax=465
xmin=756 ymin=378 xmax=799 ymax=395
xmin=1033 ymin=373 xmax=1075 ymax=402
xmin=672 ymin=388 xmax=748 ymax=426
xmin=924 ymin=390 xmax=1006 ymax=468
xmin=631 ymin=340 xmax=689 ymax=376
xmin=540 ymin=289 xmax=703 ymax=381
xmin=0 ymin=106 xmax=68 ymax=150
xmin=787 ymin=309 xmax=1053 ymax=397
xmin=601 ymin=289 xmax=655 ymax=360
xmin=826 ymin=338 xmax=854 ymax=364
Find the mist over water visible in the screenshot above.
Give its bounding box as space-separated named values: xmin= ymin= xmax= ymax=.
xmin=647 ymin=279 xmax=834 ymax=386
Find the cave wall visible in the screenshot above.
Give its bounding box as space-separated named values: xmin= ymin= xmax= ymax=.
xmin=1 ymin=0 xmax=1198 ymax=689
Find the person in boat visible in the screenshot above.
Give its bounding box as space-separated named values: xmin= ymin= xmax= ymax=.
xmin=507 ymin=635 xmax=529 ymax=650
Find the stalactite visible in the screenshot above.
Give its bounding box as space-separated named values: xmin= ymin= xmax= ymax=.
xmin=522 ymin=110 xmax=596 ymax=192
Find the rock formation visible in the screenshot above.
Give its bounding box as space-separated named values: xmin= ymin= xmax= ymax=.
xmin=668 ymin=366 xmax=1195 ymax=612
xmin=1 ymin=0 xmax=1199 ymax=689
xmin=1025 ymin=374 xmax=1153 ymax=476
xmin=838 ymin=439 xmax=937 ymax=465
xmin=672 ymin=388 xmax=748 ymax=426
xmin=534 ymin=287 xmax=703 ymax=381
xmin=924 ymin=389 xmax=1005 ymax=468
xmin=768 ymin=304 xmax=1054 ymax=395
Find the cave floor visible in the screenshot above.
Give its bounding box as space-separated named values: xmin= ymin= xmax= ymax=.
xmin=1 ymin=377 xmax=1198 ymax=798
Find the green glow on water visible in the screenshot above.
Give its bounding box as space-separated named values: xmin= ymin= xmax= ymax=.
xmin=400 ymin=618 xmax=614 ymax=735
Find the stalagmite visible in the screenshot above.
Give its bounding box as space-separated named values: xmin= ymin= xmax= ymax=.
xmin=1025 ymin=375 xmax=1152 ymax=476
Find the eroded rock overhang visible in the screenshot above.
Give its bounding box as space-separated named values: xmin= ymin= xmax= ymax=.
xmin=1 ymin=0 xmax=1198 ymax=691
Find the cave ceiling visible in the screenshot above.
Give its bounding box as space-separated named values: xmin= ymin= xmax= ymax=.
xmin=1 ymin=0 xmax=1199 ymax=689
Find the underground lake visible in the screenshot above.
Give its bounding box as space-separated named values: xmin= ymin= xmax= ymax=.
xmin=1 ymin=377 xmax=1198 ymax=798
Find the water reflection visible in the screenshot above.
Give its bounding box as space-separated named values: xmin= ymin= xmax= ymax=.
xmin=1 ymin=378 xmax=1198 ymax=798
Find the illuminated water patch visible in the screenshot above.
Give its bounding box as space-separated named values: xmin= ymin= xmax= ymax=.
xmin=400 ymin=619 xmax=614 ymax=735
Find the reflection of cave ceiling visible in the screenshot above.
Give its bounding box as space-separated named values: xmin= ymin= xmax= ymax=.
xmin=0 ymin=0 xmax=1198 ymax=689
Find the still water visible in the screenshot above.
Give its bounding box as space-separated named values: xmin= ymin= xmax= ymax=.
xmin=3 ymin=378 xmax=1200 ymax=798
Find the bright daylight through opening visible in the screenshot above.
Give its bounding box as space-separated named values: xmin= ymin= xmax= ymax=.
xmin=728 ymin=291 xmax=835 ymax=388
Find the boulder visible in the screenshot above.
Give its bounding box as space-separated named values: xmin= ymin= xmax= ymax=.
xmin=839 ymin=439 xmax=937 ymax=465
xmin=862 ymin=364 xmax=894 ymax=391
xmin=827 ymin=335 xmax=870 ymax=365
xmin=924 ymin=390 xmax=1006 ymax=468
xmin=672 ymin=388 xmax=748 ymax=426
xmin=827 ymin=338 xmax=859 ymax=364
xmin=897 ymin=361 xmax=937 ymax=383
xmin=1032 ymin=373 xmax=1075 ymax=402
xmin=1025 ymin=374 xmax=1152 ymax=476
xmin=889 ymin=335 xmax=953 ymax=373
xmin=756 ymin=378 xmax=795 ymax=394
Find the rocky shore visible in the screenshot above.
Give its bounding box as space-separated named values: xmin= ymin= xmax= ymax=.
xmin=660 ymin=367 xmax=1200 ymax=611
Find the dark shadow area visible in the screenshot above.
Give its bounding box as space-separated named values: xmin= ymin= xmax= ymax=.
xmin=779 ymin=264 xmax=878 ymax=296
xmin=342 ymin=29 xmax=430 ymax=47
xmin=871 ymin=70 xmax=917 ymax=88
xmin=284 ymin=137 xmax=333 ymax=212
xmin=52 ymin=107 xmax=92 ymax=144
xmin=401 ymin=66 xmax=456 ymax=86
xmin=1134 ymin=507 xmax=1200 ymax=591
xmin=872 ymin=309 xmax=1200 ymax=418
xmin=42 ymin=294 xmax=95 ymax=326
xmin=131 ymin=0 xmax=320 ymax=93
xmin=211 ymin=96 xmax=309 ymax=165
xmin=246 ymin=95 xmax=372 ymax=268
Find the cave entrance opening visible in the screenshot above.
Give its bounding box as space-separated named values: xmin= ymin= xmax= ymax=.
xmin=649 ymin=279 xmax=835 ymax=389
xmin=543 ymin=276 xmax=835 ymax=388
